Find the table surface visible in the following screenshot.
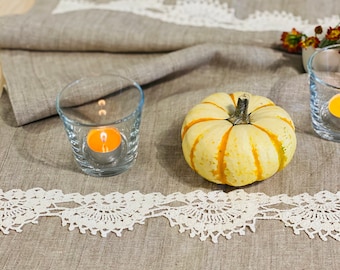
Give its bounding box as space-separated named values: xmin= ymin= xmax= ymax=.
xmin=0 ymin=1 xmax=339 ymax=269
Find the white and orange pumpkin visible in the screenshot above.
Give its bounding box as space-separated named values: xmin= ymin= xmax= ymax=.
xmin=181 ymin=92 xmax=297 ymax=186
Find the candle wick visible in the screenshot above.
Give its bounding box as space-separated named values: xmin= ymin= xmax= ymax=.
xmin=102 ymin=144 xmax=109 ymax=153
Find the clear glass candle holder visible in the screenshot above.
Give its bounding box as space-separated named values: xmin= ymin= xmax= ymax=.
xmin=56 ymin=74 xmax=144 ymax=176
xmin=308 ymin=44 xmax=340 ymax=142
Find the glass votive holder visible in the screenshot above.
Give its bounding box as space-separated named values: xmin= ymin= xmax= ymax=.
xmin=307 ymin=44 xmax=340 ymax=142
xmin=56 ymin=74 xmax=144 ymax=176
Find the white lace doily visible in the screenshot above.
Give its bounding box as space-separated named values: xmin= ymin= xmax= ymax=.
xmin=52 ymin=0 xmax=340 ymax=32
xmin=1 ymin=188 xmax=339 ymax=242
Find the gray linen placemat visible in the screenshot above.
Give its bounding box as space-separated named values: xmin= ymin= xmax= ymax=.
xmin=0 ymin=0 xmax=338 ymax=126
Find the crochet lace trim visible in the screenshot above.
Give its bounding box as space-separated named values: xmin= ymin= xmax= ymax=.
xmin=1 ymin=188 xmax=339 ymax=242
xmin=52 ymin=0 xmax=340 ymax=32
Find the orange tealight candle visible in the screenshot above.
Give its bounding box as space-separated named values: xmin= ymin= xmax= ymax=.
xmin=87 ymin=127 xmax=122 ymax=164
xmin=328 ymin=94 xmax=340 ymax=118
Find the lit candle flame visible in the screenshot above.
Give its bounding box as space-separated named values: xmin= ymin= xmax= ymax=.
xmin=100 ymin=131 xmax=109 ymax=152
xmin=100 ymin=131 xmax=107 ymax=143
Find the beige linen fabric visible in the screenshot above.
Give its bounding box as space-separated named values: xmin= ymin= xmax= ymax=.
xmin=0 ymin=0 xmax=339 ymax=269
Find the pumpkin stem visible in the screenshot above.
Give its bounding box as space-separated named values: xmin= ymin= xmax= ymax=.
xmin=227 ymin=94 xmax=250 ymax=125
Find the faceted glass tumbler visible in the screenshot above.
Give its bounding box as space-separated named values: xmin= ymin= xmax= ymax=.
xmin=56 ymin=74 xmax=144 ymax=176
xmin=308 ymin=44 xmax=340 ymax=142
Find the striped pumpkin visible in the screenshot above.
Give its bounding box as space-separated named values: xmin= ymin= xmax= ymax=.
xmin=181 ymin=92 xmax=297 ymax=186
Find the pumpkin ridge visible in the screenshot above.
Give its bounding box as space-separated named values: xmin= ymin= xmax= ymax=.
xmin=229 ymin=93 xmax=237 ymax=107
xmin=190 ymin=134 xmax=203 ymax=172
xmin=251 ymin=143 xmax=263 ymax=180
xmin=202 ymin=101 xmax=227 ymax=112
xmin=182 ymin=118 xmax=221 ymax=139
xmin=278 ymin=116 xmax=295 ymax=130
xmin=251 ymin=103 xmax=275 ymax=113
xmin=214 ymin=127 xmax=232 ymax=184
xmin=253 ymin=124 xmax=286 ymax=170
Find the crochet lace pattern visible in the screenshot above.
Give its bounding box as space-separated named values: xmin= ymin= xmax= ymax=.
xmin=1 ymin=188 xmax=339 ymax=242
xmin=52 ymin=0 xmax=340 ymax=32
